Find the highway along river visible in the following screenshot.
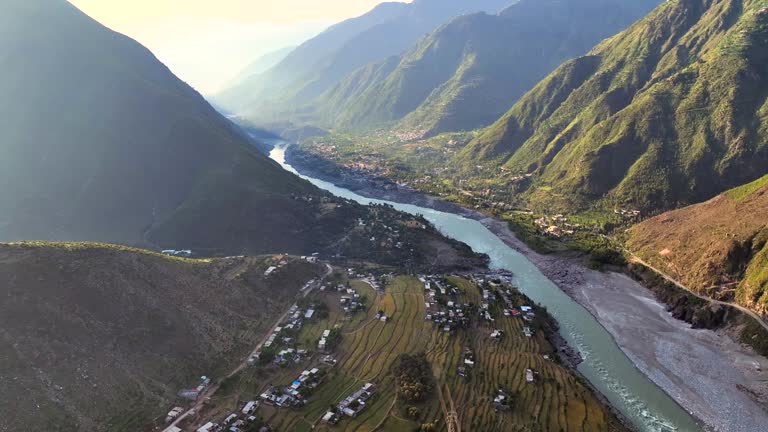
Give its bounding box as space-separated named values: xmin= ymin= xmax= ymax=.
xmin=270 ymin=144 xmax=702 ymax=432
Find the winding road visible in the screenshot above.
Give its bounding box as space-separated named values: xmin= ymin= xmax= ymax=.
xmin=626 ymin=252 xmax=768 ymax=332
xmin=163 ymin=263 xmax=333 ymax=432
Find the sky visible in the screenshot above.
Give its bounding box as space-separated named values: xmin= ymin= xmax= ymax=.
xmin=68 ymin=0 xmax=406 ymax=94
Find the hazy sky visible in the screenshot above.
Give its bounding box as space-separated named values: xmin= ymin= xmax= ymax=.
xmin=68 ymin=0 xmax=407 ymax=93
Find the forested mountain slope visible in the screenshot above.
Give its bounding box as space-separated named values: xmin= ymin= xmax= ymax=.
xmin=214 ymin=0 xmax=513 ymax=122
xmin=315 ymin=0 xmax=661 ymax=136
xmin=460 ymin=0 xmax=768 ymax=213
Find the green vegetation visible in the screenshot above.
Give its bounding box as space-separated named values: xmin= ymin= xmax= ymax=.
xmin=313 ymin=0 xmax=660 ymax=136
xmin=202 ymin=275 xmax=626 ymax=431
xmin=727 ymin=174 xmax=768 ymax=201
xmin=214 ymin=0 xmax=513 ymax=123
xmin=391 ymin=353 xmax=434 ymax=403
xmin=458 ymin=0 xmax=768 ymax=214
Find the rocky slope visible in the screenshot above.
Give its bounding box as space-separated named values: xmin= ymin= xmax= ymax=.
xmin=459 ymin=0 xmax=768 ymax=213
xmin=628 ymin=174 xmax=768 ymax=315
xmin=0 ymin=242 xmax=322 ymax=432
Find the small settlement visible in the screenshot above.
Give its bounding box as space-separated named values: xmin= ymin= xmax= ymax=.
xmin=322 ymin=382 xmax=377 ymax=424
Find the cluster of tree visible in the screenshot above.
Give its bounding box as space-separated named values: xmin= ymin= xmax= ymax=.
xmin=325 ymin=327 xmax=343 ymax=351
xmin=391 ymin=353 xmax=434 ymax=403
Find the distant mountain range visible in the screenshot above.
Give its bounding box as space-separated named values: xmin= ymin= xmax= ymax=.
xmin=213 ymin=0 xmax=514 ymax=121
xmin=0 ymin=0 xmax=481 ymax=267
xmin=458 ymin=0 xmax=768 ymax=213
xmin=629 ymin=174 xmax=768 ymax=315
xmin=225 ymin=46 xmax=296 ymax=88
xmin=312 ymin=0 xmax=661 ymax=136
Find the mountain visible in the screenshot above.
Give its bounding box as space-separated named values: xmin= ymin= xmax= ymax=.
xmin=225 ymin=46 xmax=295 ymax=88
xmin=0 ymin=0 xmax=483 ymax=268
xmin=628 ymin=174 xmax=768 ymax=315
xmin=459 ymin=0 xmax=768 ymax=213
xmin=0 ymin=242 xmax=323 ymax=432
xmin=314 ymin=0 xmax=661 ymax=136
xmin=214 ymin=0 xmax=514 ymax=121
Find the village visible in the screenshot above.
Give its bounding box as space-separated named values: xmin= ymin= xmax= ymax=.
xmin=158 ymin=259 xmax=394 ymax=432
xmin=157 ymin=264 xmax=579 ymax=432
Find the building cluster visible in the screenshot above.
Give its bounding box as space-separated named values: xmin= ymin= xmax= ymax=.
xmin=191 ymin=400 xmax=268 ymax=432
xmin=161 ymin=249 xmax=192 ymax=257
xmin=458 ymin=348 xmax=476 ymax=378
xmin=422 ymin=275 xmax=471 ymax=333
xmin=614 ymin=208 xmax=641 ymax=218
xmin=260 ymin=367 xmax=326 ymax=408
xmin=534 ymin=214 xmax=577 ymax=237
xmin=249 ymin=303 xmax=319 ymax=365
xmin=176 ymin=376 xmax=211 ymax=401
xmin=339 ymin=286 xmax=365 ymax=314
xmin=323 ymin=382 xmax=377 ymax=423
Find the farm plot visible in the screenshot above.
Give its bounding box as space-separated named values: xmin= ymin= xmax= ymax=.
xmin=190 ymin=275 xmax=626 ymax=432
xmin=425 ymin=276 xmax=626 ymax=432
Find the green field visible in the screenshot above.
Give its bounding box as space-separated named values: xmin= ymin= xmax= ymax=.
xmin=191 ymin=275 xmax=624 ymax=432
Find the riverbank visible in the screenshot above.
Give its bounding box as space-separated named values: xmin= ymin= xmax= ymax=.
xmin=282 ymin=145 xmax=768 ymax=432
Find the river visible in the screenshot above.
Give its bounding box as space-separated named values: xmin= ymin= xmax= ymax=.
xmin=269 ymin=145 xmax=702 ymax=432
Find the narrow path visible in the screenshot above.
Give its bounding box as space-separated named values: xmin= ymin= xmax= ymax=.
xmin=626 ymin=252 xmax=768 ymax=332
xmin=164 ymin=264 xmax=333 ymax=431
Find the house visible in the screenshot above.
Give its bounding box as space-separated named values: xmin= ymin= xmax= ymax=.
xmin=242 ymin=401 xmax=258 ymax=415
xmin=163 ymin=427 xmax=182 ymax=432
xmin=264 ymin=266 xmax=277 ymax=276
xmin=322 ymin=411 xmax=339 ymax=424
xmin=224 ymin=413 xmax=238 ymax=424
xmin=165 ymin=407 xmax=184 ymax=423
xmin=526 ymin=368 xmax=535 ymax=383
xmin=197 ymin=423 xmax=217 ymax=432
xmin=304 ymin=309 xmax=315 ymax=319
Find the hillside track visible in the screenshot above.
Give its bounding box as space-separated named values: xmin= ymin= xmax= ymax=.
xmin=627 ymin=252 xmax=768 ymax=332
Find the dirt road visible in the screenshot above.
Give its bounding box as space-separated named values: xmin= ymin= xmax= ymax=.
xmin=626 ymin=252 xmax=768 ymax=332
xmin=164 ymin=264 xmax=333 ymax=431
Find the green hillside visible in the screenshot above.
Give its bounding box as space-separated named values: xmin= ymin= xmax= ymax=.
xmin=460 ymin=0 xmax=768 ymax=213
xmin=315 ymin=0 xmax=661 ymax=136
xmin=628 ymin=174 xmax=768 ymax=315
xmin=214 ymin=0 xmax=513 ymax=123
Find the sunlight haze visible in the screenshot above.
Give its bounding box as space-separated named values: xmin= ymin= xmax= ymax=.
xmin=67 ymin=0 xmax=409 ymax=93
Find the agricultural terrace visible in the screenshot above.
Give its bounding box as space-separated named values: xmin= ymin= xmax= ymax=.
xmin=185 ymin=274 xmax=625 ymax=432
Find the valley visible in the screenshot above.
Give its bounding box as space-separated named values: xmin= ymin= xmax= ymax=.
xmin=3 ymin=0 xmax=768 ymax=431
xmin=270 ymin=143 xmax=768 ymax=432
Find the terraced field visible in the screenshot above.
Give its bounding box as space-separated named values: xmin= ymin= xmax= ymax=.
xmin=196 ymin=275 xmax=625 ymax=432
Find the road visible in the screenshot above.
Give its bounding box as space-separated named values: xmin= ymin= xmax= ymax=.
xmin=626 ymin=252 xmax=768 ymax=332
xmin=163 ymin=264 xmax=333 ymax=432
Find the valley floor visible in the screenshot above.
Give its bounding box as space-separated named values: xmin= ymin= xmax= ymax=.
xmin=483 ymin=218 xmax=768 ymax=432
xmin=283 ymin=150 xmax=768 ymax=432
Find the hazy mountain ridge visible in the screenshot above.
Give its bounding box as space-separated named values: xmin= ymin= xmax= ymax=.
xmin=458 ymin=0 xmax=768 ymax=213
xmin=314 ymin=0 xmax=661 ymax=136
xmin=214 ymin=0 xmax=514 ymax=121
